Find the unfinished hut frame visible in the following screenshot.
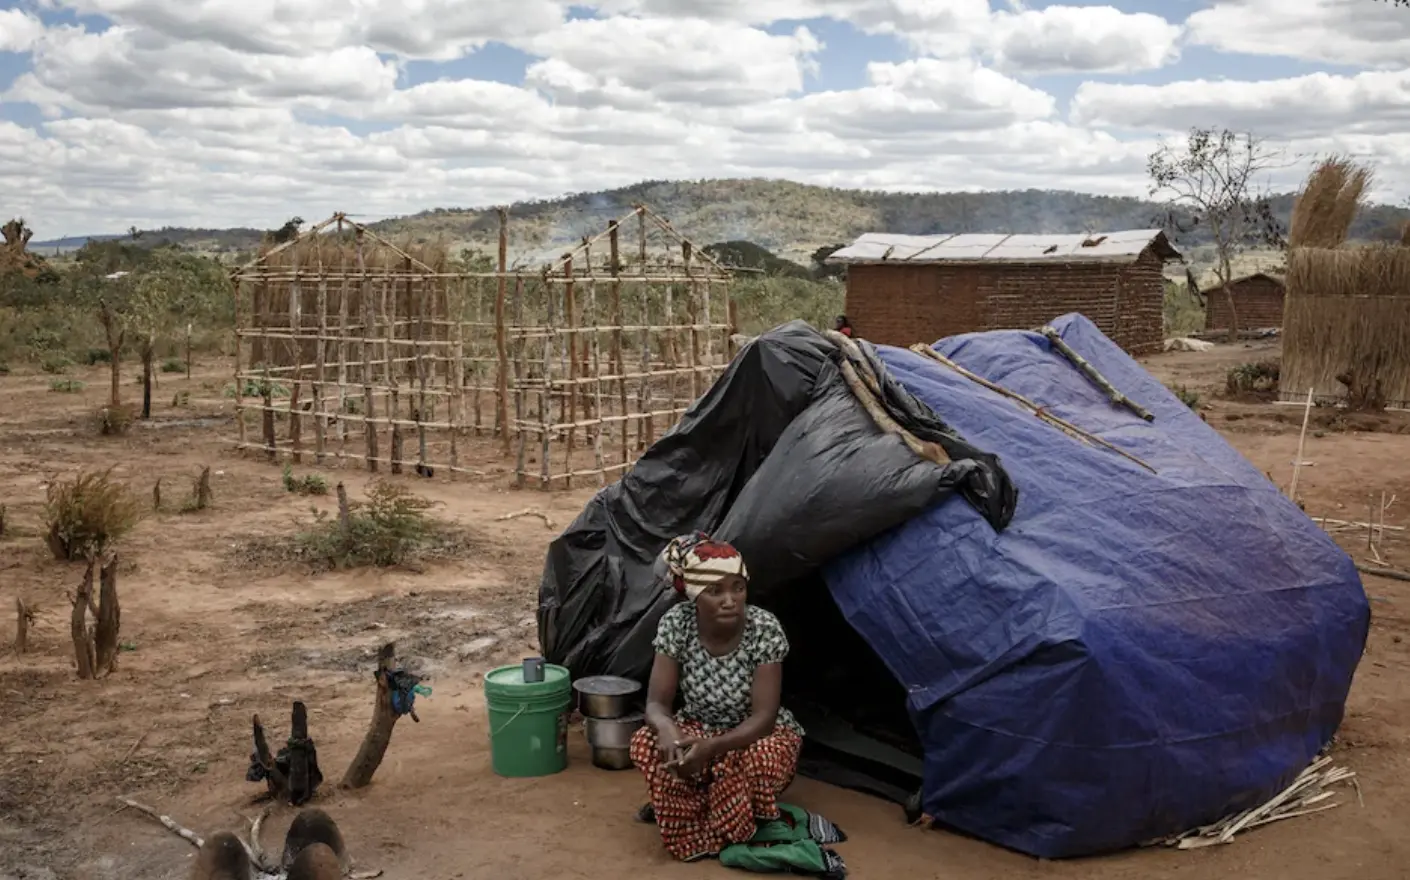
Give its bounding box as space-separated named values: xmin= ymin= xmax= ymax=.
xmin=230 ymin=207 xmax=738 ymax=488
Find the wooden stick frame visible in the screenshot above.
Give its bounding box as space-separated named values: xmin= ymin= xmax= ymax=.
xmin=232 ymin=206 xmax=737 ymax=489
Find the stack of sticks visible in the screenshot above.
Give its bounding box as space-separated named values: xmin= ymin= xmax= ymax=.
xmin=1160 ymin=757 xmax=1358 ymax=849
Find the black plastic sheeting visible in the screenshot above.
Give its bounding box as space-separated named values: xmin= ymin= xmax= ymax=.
xmin=537 ymin=320 xmax=1016 ymax=799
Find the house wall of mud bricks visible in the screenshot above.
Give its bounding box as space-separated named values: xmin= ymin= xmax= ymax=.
xmin=1204 ymin=277 xmax=1286 ymax=331
xmin=843 ymin=246 xmax=1166 ymax=354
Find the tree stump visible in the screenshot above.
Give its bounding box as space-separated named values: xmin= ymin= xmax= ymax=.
xmin=250 ymin=701 xmax=324 ymax=805
xmin=70 ymin=556 xmax=120 ymax=679
xmin=340 ymin=642 xmax=405 ymax=790
xmin=15 ymin=598 xmax=30 ymax=655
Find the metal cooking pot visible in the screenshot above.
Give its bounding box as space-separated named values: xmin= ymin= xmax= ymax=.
xmin=585 ymin=712 xmax=645 ymax=752
xmin=573 ymin=675 xmax=642 ymax=719
xmin=590 ymin=746 xmax=634 ymax=771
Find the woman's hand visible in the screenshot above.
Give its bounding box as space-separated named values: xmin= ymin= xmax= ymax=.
xmin=670 ymin=736 xmax=716 ymax=779
xmin=656 ymin=721 xmax=685 ymax=764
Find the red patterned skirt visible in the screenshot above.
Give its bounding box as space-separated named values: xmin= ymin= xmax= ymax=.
xmin=630 ymin=720 xmax=803 ymax=861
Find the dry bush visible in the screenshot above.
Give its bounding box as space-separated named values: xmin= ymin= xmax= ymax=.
xmin=96 ymin=403 xmax=137 ymax=436
xmin=1226 ymin=360 xmax=1281 ymax=397
xmin=282 ymin=464 xmax=329 ymax=496
xmin=1289 ymin=155 xmax=1373 ymax=249
xmin=44 ymin=468 xmax=142 ymax=560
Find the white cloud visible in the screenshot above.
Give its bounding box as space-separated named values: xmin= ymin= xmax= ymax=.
xmin=587 ymin=0 xmax=1182 ymax=73
xmin=0 ymin=9 xmax=46 ymax=52
xmin=979 ymin=5 xmax=1183 ymax=73
xmin=7 ymin=24 xmax=398 ymax=114
xmin=518 ymin=18 xmax=822 ymax=107
xmin=1071 ymin=69 xmax=1410 ymax=139
xmin=3 ymin=0 xmax=1410 ymax=236
xmin=51 ymin=0 xmax=567 ymax=59
xmin=1187 ymin=0 xmax=1410 ymax=69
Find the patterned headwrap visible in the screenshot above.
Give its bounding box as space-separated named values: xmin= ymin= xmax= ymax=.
xmin=661 ymin=532 xmax=748 ymax=601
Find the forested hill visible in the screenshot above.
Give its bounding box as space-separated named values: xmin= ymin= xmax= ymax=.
xmin=33 ymin=179 xmax=1410 ymax=262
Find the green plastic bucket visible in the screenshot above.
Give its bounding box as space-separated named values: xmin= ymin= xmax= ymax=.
xmin=484 ymin=663 xmax=573 ymax=778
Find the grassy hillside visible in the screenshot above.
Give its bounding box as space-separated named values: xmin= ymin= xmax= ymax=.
xmin=32 ymin=179 xmax=1410 ymax=268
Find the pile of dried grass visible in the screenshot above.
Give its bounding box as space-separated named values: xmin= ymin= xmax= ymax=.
xmin=1282 ymin=245 xmax=1410 ymax=410
xmin=1288 ymin=155 xmax=1373 ymax=249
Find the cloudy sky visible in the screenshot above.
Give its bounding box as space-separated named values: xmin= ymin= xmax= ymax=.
xmin=1 ymin=0 xmax=1408 ymax=237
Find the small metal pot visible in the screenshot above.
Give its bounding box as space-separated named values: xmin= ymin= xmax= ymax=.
xmin=590 ymin=746 xmax=635 ymax=771
xmin=573 ymin=675 xmax=642 ymax=720
xmin=585 ymin=712 xmax=644 ymax=750
xmin=585 ymin=712 xmax=644 ymax=770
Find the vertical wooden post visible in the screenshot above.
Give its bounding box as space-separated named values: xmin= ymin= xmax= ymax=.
xmin=337 ymin=219 xmax=351 ymax=457
xmin=184 ymin=323 xmax=192 ymax=381
xmin=287 ymin=247 xmax=304 ymax=464
xmin=564 ymin=253 xmax=578 ymax=488
xmin=314 ymin=274 xmax=328 ymax=464
xmin=496 ymin=207 xmax=511 ymax=452
xmin=609 ymin=221 xmax=629 ymax=471
xmin=590 ymin=279 xmax=605 ymax=486
xmin=637 ymin=208 xmax=654 ymax=448
xmin=727 ymin=289 xmax=739 ymax=359
xmin=663 ymin=258 xmax=678 ymax=430
xmin=471 ymin=280 xmax=483 ymax=433
xmin=385 ymin=275 xmax=402 ymax=475
xmin=684 ymin=241 xmax=701 ymax=401
xmin=234 ymin=278 xmax=247 ymax=451
xmin=357 ymin=231 xmax=379 ymax=472
xmin=411 ymin=267 xmax=430 ymax=475
xmin=540 ymin=271 xmax=555 ymax=489
xmin=449 ymin=278 xmax=464 ymax=474
xmin=513 ymin=274 xmax=528 ymax=487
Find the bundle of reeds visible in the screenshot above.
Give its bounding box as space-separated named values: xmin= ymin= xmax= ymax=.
xmin=1282 ymin=244 xmax=1410 ymax=409
xmin=1288 ymin=155 xmax=1373 ymax=250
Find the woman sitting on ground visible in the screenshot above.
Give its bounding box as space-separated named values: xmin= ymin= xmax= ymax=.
xmin=629 ymin=533 xmax=805 ymax=862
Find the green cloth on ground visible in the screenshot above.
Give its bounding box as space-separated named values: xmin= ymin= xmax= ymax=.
xmin=718 ymin=804 xmax=847 ymax=878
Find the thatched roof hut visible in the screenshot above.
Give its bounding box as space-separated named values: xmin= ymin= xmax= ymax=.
xmin=1281 ymin=245 xmax=1410 ymax=409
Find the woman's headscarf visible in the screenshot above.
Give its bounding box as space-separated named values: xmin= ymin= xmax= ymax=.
xmin=661 ymin=532 xmax=748 ymax=601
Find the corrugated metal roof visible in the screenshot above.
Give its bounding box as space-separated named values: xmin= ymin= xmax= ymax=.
xmin=826 ymin=229 xmax=1181 ymax=265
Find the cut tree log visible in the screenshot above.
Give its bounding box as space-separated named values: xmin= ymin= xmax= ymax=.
xmin=15 ymin=597 xmax=30 ymax=655
xmin=71 ymin=562 xmax=98 ymax=680
xmin=341 ymin=642 xmax=405 ymax=790
xmin=94 ymin=555 xmax=121 ymax=673
xmin=251 ymin=712 xmax=291 ymax=800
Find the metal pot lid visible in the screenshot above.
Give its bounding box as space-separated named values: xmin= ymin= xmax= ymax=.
xmin=572 ymin=675 xmax=642 ymax=696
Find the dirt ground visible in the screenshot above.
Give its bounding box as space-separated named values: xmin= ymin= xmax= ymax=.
xmin=2 ymin=343 xmax=1409 ymax=880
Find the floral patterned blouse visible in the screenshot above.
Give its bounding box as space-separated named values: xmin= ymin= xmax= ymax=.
xmin=653 ymin=603 xmax=803 ymax=735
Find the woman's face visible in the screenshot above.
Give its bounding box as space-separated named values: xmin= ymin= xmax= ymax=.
xmin=696 ymin=574 xmax=748 ymax=628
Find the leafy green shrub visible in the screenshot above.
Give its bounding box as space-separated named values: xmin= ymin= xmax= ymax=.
xmin=49 ymin=378 xmax=85 ymax=393
xmin=0 ymin=362 xmax=11 ymax=375
xmin=44 ymin=468 xmax=142 ymax=560
xmin=297 ymin=481 xmax=439 ymax=569
xmin=40 ymin=353 xmax=73 ymax=374
xmin=85 ymin=348 xmax=113 ymax=365
xmin=1170 ymin=384 xmax=1202 ymax=410
xmin=1226 ymin=360 xmax=1280 ymax=397
xmin=161 ymin=357 xmax=185 ymax=373
xmin=282 ymin=464 xmax=329 ymax=496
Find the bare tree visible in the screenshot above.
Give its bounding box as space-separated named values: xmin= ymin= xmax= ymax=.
xmin=1148 ymin=128 xmax=1286 ymax=341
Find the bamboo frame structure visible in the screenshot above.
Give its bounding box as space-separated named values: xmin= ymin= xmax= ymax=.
xmin=230 ymin=206 xmax=738 ymax=488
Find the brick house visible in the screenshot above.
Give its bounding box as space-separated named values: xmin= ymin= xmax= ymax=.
xmin=1202 ymin=272 xmax=1286 ymax=332
xmin=826 ymin=230 xmax=1182 ymax=355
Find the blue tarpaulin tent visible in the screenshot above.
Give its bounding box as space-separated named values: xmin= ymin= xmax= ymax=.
xmin=539 ymin=314 xmax=1369 ymax=858
xmin=826 ymin=313 xmax=1369 ymax=856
